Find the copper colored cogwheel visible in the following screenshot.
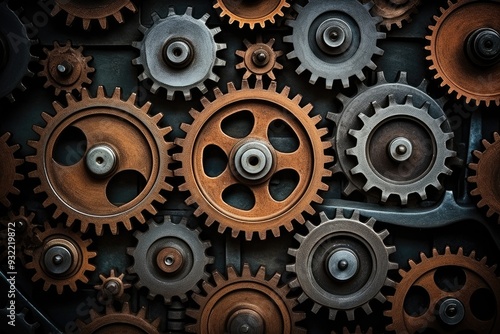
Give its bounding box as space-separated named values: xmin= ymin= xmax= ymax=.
xmin=174 ymin=80 xmax=332 ymax=240
xmin=367 ymin=0 xmax=421 ymax=31
xmin=425 ymin=0 xmax=500 ymax=106
xmin=26 ymin=87 xmax=174 ymax=235
xmin=235 ymin=36 xmax=283 ymax=80
xmin=51 ymin=0 xmax=137 ymax=30
xmin=468 ymin=132 xmax=500 ymax=224
xmin=0 ymin=132 xmax=23 ymax=208
xmin=94 ymin=269 xmax=131 ymax=304
xmin=385 ymin=246 xmax=500 ymax=333
xmin=38 ymin=41 xmax=94 ymax=95
xmin=186 ymin=264 xmax=306 ymax=333
xmin=214 ymin=0 xmax=290 ymax=29
xmin=24 ymin=222 xmax=96 ymax=294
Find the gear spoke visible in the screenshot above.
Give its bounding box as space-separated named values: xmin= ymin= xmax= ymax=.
xmin=276 ymin=143 xmax=311 ymax=173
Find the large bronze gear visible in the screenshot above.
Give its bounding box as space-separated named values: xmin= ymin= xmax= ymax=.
xmin=26 ymin=87 xmax=174 ymax=236
xmin=0 ymin=132 xmax=23 ymax=208
xmin=468 ymin=132 xmax=500 ymax=224
xmin=94 ymin=269 xmax=132 ymax=304
xmin=174 ymin=80 xmax=333 ymax=240
xmin=51 ymin=0 xmax=137 ymax=30
xmin=287 ymin=210 xmax=397 ymax=321
xmin=185 ymin=264 xmax=306 ymax=333
xmin=425 ymin=0 xmax=500 ymax=106
xmin=127 ymin=216 xmax=213 ymax=304
xmin=385 ymin=246 xmax=500 ymax=333
xmin=24 ymin=222 xmax=96 ymax=294
xmin=364 ymin=0 xmax=422 ymax=31
xmin=38 ymin=40 xmax=95 ymax=96
xmin=235 ymin=36 xmax=284 ymax=81
xmin=213 ymin=0 xmax=290 ymax=29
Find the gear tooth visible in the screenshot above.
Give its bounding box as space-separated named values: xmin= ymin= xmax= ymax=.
xmin=328 ymin=308 xmax=338 ymax=320
xmin=309 ymin=73 xmax=318 ymax=85
xmin=362 ymin=302 xmax=373 ymax=315
xmin=341 ymin=77 xmax=350 ymax=88
xmin=288 ymin=277 xmax=300 ymax=288
xmin=217 ymin=223 xmax=228 ymax=234
xmin=213 ymin=87 xmax=223 ymax=97
xmin=311 ymin=303 xmax=321 ymax=314
xmin=271 ymin=228 xmax=280 ymax=238
xmin=183 ymin=90 xmax=192 ymax=101
xmin=294 ymin=233 xmax=306 ymax=243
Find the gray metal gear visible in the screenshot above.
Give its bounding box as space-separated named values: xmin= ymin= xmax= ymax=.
xmin=132 ymin=7 xmax=226 ymax=100
xmin=347 ymin=94 xmax=456 ymax=205
xmin=284 ymin=0 xmax=385 ymax=89
xmin=127 ymin=215 xmax=213 ymax=304
xmin=286 ymin=210 xmax=398 ymax=321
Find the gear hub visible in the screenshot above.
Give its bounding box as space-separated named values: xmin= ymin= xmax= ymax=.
xmin=235 ymin=36 xmax=283 ymax=80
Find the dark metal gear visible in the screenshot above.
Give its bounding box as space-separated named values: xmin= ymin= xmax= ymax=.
xmin=127 ymin=216 xmax=213 ymax=304
xmin=38 ymin=40 xmax=94 ymax=95
xmin=94 ymin=269 xmax=132 ymax=304
xmin=385 ymin=246 xmax=500 ymax=333
xmin=347 ymin=94 xmax=456 ymax=205
xmin=284 ymin=0 xmax=385 ymax=88
xmin=186 ymin=264 xmax=306 ymax=333
xmin=0 ymin=132 xmax=23 ymax=208
xmin=287 ymin=210 xmax=397 ymax=321
xmin=0 ymin=308 xmax=39 ymax=334
xmin=26 ymin=87 xmax=174 ymax=235
xmin=174 ymin=80 xmax=333 ymax=240
xmin=235 ymin=36 xmax=284 ymax=80
xmin=132 ymin=7 xmax=226 ymax=100
xmin=213 ymin=0 xmax=290 ymax=29
xmin=425 ymin=0 xmax=500 ymax=106
xmin=363 ymin=0 xmax=421 ymax=31
xmin=24 ymin=222 xmax=96 ymax=294
xmin=468 ymin=132 xmax=500 ymax=224
xmin=51 ymin=0 xmax=137 ymax=30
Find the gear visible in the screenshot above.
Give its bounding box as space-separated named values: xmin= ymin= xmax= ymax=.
xmin=38 ymin=40 xmax=94 ymax=95
xmin=235 ymin=36 xmax=283 ymax=80
xmin=287 ymin=210 xmax=397 ymax=321
xmin=327 ymin=71 xmax=455 ymax=204
xmin=284 ymin=0 xmax=385 ymax=89
xmin=213 ymin=0 xmax=290 ymax=29
xmin=364 ymin=0 xmax=421 ymax=31
xmin=468 ymin=132 xmax=500 ymax=224
xmin=425 ymin=0 xmax=500 ymax=106
xmin=127 ymin=216 xmax=213 ymax=304
xmin=347 ymin=94 xmax=456 ymax=205
xmin=186 ymin=264 xmax=306 ymax=333
xmin=173 ymin=80 xmax=333 ymax=240
xmin=385 ymin=246 xmax=500 ymax=333
xmin=51 ymin=0 xmax=137 ymax=30
xmin=132 ymin=7 xmax=226 ymax=100
xmin=0 ymin=132 xmax=23 ymax=208
xmin=0 ymin=307 xmax=39 ymax=334
xmin=24 ymin=222 xmax=96 ymax=294
xmin=26 ymin=87 xmax=174 ymax=236
xmin=76 ymin=302 xmax=161 ymax=334
xmin=94 ymin=269 xmax=132 ymax=304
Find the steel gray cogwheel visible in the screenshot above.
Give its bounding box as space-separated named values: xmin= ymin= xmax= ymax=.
xmin=347 ymin=94 xmax=456 ymax=205
xmin=0 ymin=307 xmax=39 ymax=334
xmin=127 ymin=216 xmax=213 ymax=304
xmin=284 ymin=0 xmax=385 ymax=89
xmin=287 ymin=210 xmax=398 ymax=321
xmin=0 ymin=132 xmax=24 ymax=208
xmin=132 ymin=7 xmax=226 ymax=100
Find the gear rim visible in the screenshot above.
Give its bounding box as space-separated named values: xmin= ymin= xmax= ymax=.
xmin=0 ymin=132 xmax=24 ymax=208
xmin=213 ymin=0 xmax=290 ymax=29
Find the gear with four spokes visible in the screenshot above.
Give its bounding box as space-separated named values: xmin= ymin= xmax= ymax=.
xmin=364 ymin=0 xmax=422 ymax=31
xmin=0 ymin=132 xmax=23 ymax=208
xmin=94 ymin=269 xmax=132 ymax=304
xmin=235 ymin=36 xmax=283 ymax=81
xmin=214 ymin=0 xmax=290 ymax=29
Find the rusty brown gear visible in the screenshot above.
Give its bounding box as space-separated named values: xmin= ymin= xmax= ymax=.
xmin=213 ymin=0 xmax=290 ymax=29
xmin=174 ymin=80 xmax=333 ymax=240
xmin=235 ymin=36 xmax=284 ymax=80
xmin=51 ymin=0 xmax=137 ymax=30
xmin=94 ymin=269 xmax=132 ymax=304
xmin=364 ymin=0 xmax=421 ymax=31
xmin=76 ymin=302 xmax=161 ymax=334
xmin=24 ymin=222 xmax=96 ymax=294
xmin=0 ymin=132 xmax=24 ymax=208
xmin=425 ymin=0 xmax=500 ymax=107
xmin=468 ymin=132 xmax=500 ymax=224
xmin=38 ymin=40 xmax=94 ymax=96
xmin=385 ymin=246 xmax=500 ymax=333
xmin=186 ymin=264 xmax=306 ymax=334
xmin=26 ymin=87 xmax=174 ymax=236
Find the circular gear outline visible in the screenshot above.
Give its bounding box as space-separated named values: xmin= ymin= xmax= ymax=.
xmin=0 ymin=132 xmax=24 ymax=208
xmin=365 ymin=0 xmax=421 ymax=31
xmin=235 ymin=36 xmax=284 ymax=81
xmin=213 ymin=0 xmax=291 ymax=29
xmin=94 ymin=268 xmax=132 ymax=304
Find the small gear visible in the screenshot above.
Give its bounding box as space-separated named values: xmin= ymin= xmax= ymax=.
xmin=24 ymin=222 xmax=96 ymax=294
xmin=385 ymin=246 xmax=500 ymax=333
xmin=425 ymin=0 xmax=500 ymax=106
xmin=0 ymin=307 xmax=39 ymax=334
xmin=76 ymin=302 xmax=161 ymax=334
xmin=347 ymin=94 xmax=456 ymax=205
xmin=132 ymin=7 xmax=226 ymax=100
xmin=213 ymin=0 xmax=290 ymax=29
xmin=468 ymin=132 xmax=500 ymax=224
xmin=94 ymin=269 xmax=132 ymax=304
xmin=235 ymin=36 xmax=283 ymax=80
xmin=174 ymin=80 xmax=333 ymax=240
xmin=26 ymin=87 xmax=174 ymax=235
xmin=127 ymin=216 xmax=213 ymax=304
xmin=284 ymin=0 xmax=385 ymax=88
xmin=287 ymin=210 xmax=397 ymax=321
xmin=364 ymin=0 xmax=421 ymax=31
xmin=186 ymin=264 xmax=306 ymax=333
xmin=0 ymin=132 xmax=23 ymax=208
xmin=38 ymin=40 xmax=94 ymax=95
xmin=51 ymin=0 xmax=137 ymax=30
